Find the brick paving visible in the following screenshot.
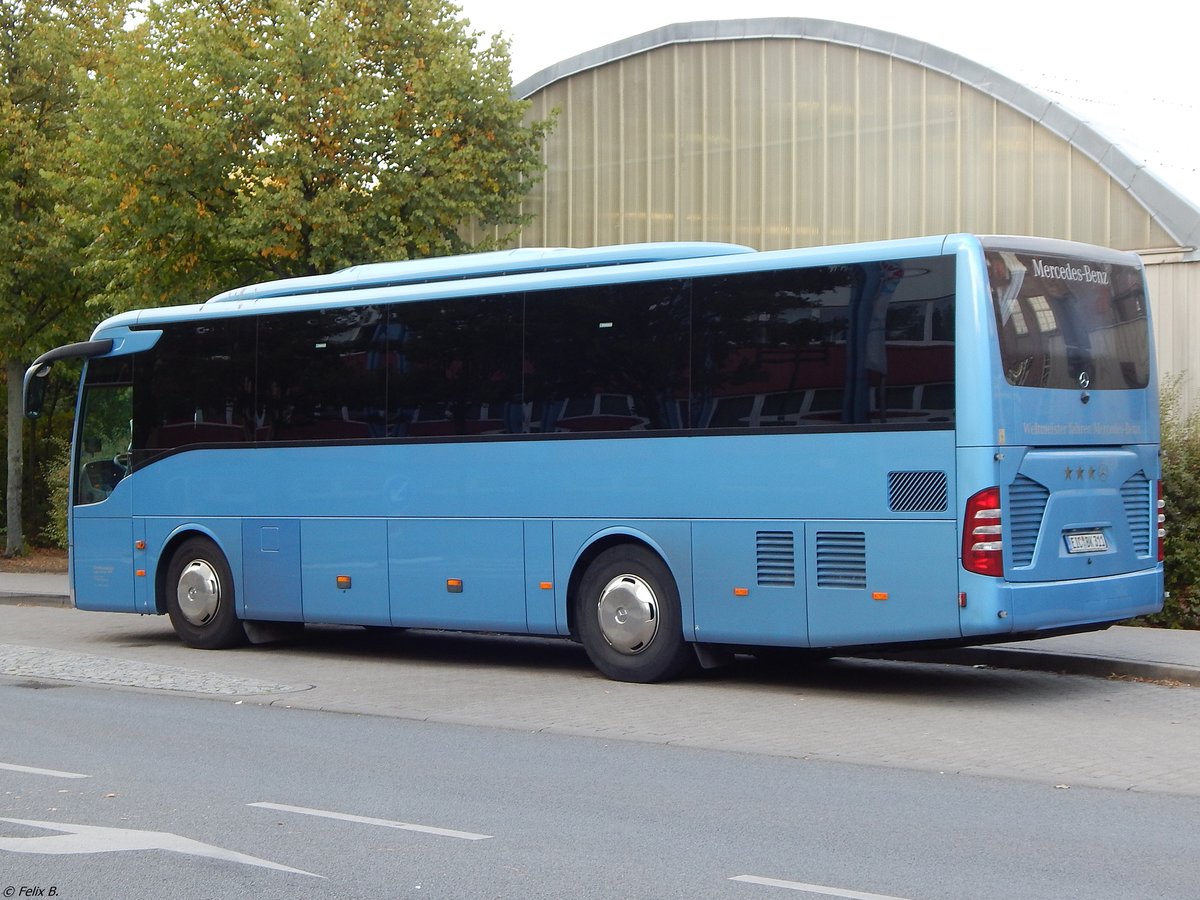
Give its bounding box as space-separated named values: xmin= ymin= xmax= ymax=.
xmin=0 ymin=641 xmax=309 ymax=696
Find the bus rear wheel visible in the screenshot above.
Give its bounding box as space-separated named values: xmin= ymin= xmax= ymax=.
xmin=165 ymin=537 xmax=247 ymax=650
xmin=575 ymin=545 xmax=695 ymax=683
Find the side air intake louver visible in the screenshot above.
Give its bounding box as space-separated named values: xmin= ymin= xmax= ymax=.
xmin=815 ymin=532 xmax=866 ymax=589
xmin=888 ymin=470 xmax=948 ymax=513
xmin=756 ymin=531 xmax=796 ymax=587
xmin=1121 ymin=472 xmax=1152 ymax=557
xmin=1008 ymin=475 xmax=1050 ymax=568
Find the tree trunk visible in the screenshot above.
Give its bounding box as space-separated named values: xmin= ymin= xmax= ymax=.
xmin=6 ymin=356 xmax=24 ymax=557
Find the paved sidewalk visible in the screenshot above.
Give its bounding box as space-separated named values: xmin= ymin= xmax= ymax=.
xmin=2 ymin=570 xmax=1197 ymax=684
xmin=878 ymin=626 xmax=1200 ymax=686
xmin=0 ymin=571 xmax=71 ymax=603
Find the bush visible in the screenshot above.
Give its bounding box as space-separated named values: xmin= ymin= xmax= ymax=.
xmin=39 ymin=438 xmax=71 ymax=550
xmin=1140 ymin=379 xmax=1200 ymax=629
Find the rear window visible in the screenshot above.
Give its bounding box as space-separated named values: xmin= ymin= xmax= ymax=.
xmin=987 ymin=250 xmax=1149 ymax=390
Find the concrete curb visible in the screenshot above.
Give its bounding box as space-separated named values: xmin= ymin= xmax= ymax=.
xmin=0 ymin=592 xmax=71 ymax=608
xmin=871 ymin=646 xmax=1200 ymax=687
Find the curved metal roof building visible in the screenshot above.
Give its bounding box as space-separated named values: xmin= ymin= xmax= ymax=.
xmin=504 ymin=18 xmax=1199 ymax=261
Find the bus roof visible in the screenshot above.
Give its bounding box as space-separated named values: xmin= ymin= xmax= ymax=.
xmin=204 ymin=242 xmax=755 ymax=306
xmin=90 ymin=234 xmax=1146 ymax=338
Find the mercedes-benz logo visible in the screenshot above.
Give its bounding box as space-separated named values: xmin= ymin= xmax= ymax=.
xmin=1078 ymin=371 xmax=1091 ymax=389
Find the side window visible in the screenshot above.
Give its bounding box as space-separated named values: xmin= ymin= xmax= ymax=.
xmin=691 ymin=257 xmax=955 ymax=429
xmin=257 ymin=306 xmax=388 ymax=442
xmin=134 ymin=318 xmax=255 ymax=458
xmin=876 ymin=257 xmax=956 ymax=424
xmin=387 ymin=294 xmax=523 ymax=437
xmin=76 ymin=357 xmax=133 ymax=505
xmin=523 ymin=280 xmax=690 ymax=433
xmin=692 ymin=266 xmax=856 ymax=429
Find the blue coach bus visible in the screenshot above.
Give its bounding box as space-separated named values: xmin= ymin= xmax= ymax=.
xmin=25 ymin=234 xmax=1164 ymax=682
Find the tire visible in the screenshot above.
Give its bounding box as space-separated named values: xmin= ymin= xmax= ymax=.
xmin=164 ymin=537 xmax=247 ymax=650
xmin=574 ymin=545 xmax=696 ymax=683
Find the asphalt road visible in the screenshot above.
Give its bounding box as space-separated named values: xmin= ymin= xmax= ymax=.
xmin=2 ymin=678 xmax=1199 ymax=900
xmin=3 ymin=604 xmax=1200 ymax=798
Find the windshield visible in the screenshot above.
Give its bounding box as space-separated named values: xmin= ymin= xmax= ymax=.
xmin=986 ymin=250 xmax=1149 ymax=390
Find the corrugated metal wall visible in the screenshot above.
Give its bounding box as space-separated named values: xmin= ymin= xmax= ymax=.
xmin=1146 ymin=259 xmax=1200 ymax=411
xmin=469 ymin=32 xmax=1197 ymax=411
xmin=508 ymin=38 xmax=1176 ymax=253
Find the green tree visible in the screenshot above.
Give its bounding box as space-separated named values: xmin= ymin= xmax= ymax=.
xmin=0 ymin=0 xmax=125 ymax=556
xmin=74 ymin=0 xmax=549 ymax=311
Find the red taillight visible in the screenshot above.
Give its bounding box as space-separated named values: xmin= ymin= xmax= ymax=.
xmin=963 ymin=486 xmax=1003 ymax=577
xmin=1157 ymin=480 xmax=1165 ymax=563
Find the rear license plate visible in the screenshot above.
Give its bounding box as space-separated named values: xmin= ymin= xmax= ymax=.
xmin=1066 ymin=531 xmax=1108 ymax=553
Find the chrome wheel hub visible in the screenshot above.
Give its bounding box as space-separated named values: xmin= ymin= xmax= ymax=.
xmin=177 ymin=560 xmax=221 ymax=626
xmin=596 ymin=573 xmax=659 ymax=654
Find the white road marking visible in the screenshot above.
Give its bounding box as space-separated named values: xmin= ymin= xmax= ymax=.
xmin=730 ymin=875 xmax=914 ymax=900
xmin=0 ymin=817 xmax=321 ymax=877
xmin=249 ymin=801 xmax=492 ymax=841
xmin=0 ymin=762 xmax=89 ymax=779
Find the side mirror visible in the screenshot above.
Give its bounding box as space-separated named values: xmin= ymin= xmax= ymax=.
xmin=21 ymin=339 xmax=116 ymax=419
xmin=23 ymin=364 xmax=50 ymax=419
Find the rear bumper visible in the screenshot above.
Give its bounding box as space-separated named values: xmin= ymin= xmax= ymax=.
xmin=1006 ymin=565 xmax=1164 ymax=633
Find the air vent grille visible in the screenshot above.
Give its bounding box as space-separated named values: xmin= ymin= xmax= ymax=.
xmin=756 ymin=531 xmax=796 ymax=587
xmin=1121 ymin=472 xmax=1152 ymax=556
xmin=815 ymin=532 xmax=866 ymax=589
xmin=888 ymin=470 xmax=948 ymax=512
xmin=1008 ymin=475 xmax=1049 ymax=568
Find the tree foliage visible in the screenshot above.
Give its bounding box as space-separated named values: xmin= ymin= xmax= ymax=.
xmin=1 ymin=0 xmax=125 ymax=554
xmin=74 ymin=0 xmax=550 ymax=310
xmin=0 ymin=0 xmax=122 ymax=353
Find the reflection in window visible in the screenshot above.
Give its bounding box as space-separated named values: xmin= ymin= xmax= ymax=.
xmin=1026 ymin=296 xmax=1057 ymax=333
xmin=886 ymin=302 xmax=926 ymax=341
xmin=1010 ymin=307 xmax=1030 ymax=335
xmin=693 ymin=256 xmax=955 ymax=428
xmin=987 ymin=250 xmax=1149 ymax=390
xmin=930 ymin=297 xmax=954 ymax=342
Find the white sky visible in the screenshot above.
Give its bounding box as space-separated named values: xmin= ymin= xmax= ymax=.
xmin=456 ymin=0 xmax=1200 ymax=211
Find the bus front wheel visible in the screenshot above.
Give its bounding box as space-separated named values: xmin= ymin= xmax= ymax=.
xmin=575 ymin=545 xmax=695 ymax=683
xmin=165 ymin=537 xmax=247 ymax=650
